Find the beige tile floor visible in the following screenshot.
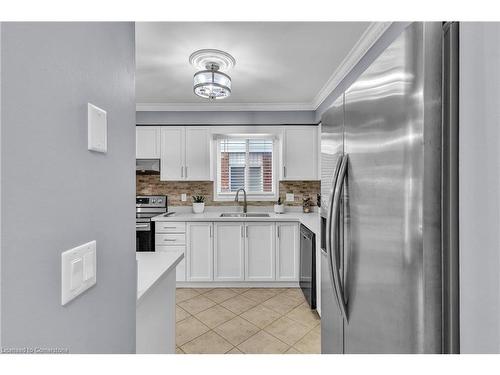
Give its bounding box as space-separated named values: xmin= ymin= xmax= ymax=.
xmin=175 ymin=287 xmax=320 ymax=354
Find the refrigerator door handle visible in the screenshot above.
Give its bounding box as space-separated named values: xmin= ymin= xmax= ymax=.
xmin=326 ymin=156 xmax=344 ymax=311
xmin=330 ymin=154 xmax=349 ymax=322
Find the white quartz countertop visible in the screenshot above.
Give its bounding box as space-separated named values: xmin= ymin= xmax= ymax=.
xmin=136 ymin=250 xmax=184 ymax=302
xmin=151 ymin=208 xmax=320 ymax=235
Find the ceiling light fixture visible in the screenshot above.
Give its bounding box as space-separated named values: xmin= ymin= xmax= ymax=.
xmin=189 ymin=49 xmax=235 ymax=101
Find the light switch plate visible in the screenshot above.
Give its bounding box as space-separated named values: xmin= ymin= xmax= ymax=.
xmin=88 ymin=103 xmax=107 ymax=153
xmin=286 ymin=193 xmax=295 ymax=202
xmin=61 ymin=241 xmax=97 ymax=305
xmin=181 ymin=193 xmax=187 ymax=202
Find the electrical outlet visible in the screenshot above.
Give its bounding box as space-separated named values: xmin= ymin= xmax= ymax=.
xmin=181 ymin=193 xmax=187 ymax=202
xmin=286 ymin=193 xmax=294 ymax=202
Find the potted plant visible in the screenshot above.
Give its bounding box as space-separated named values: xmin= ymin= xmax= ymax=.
xmin=192 ymin=195 xmax=206 ymax=214
xmin=274 ymin=196 xmax=285 ymax=214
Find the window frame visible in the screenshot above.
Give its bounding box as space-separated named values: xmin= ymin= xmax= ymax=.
xmin=214 ymin=136 xmax=278 ymax=201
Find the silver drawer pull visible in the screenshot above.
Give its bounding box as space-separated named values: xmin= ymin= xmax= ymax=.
xmin=163 ymin=239 xmax=177 ymax=241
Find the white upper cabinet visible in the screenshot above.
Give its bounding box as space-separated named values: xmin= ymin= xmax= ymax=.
xmin=245 ymin=222 xmax=276 ymax=281
xmin=282 ymin=126 xmax=318 ymax=180
xmin=276 ymin=223 xmax=299 ymax=281
xmin=184 ymin=127 xmax=211 ymax=181
xmin=160 ymin=127 xmax=184 ymax=181
xmin=136 ymin=126 xmax=161 ymax=159
xmin=214 ymin=222 xmax=245 ymax=281
xmin=186 ymin=222 xmax=213 ymax=282
xmin=159 ymin=127 xmax=211 ymax=181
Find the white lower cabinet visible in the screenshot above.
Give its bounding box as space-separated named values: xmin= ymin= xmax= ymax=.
xmin=186 ymin=222 xmax=213 ymax=282
xmin=276 ymin=223 xmax=299 ymax=281
xmin=214 ymin=222 xmax=245 ymax=281
xmin=156 ymin=219 xmax=301 ymax=285
xmin=245 ymin=222 xmax=276 ymax=281
xmin=156 ymin=246 xmax=186 ymax=282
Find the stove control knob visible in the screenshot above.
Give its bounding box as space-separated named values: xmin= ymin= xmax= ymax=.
xmin=151 ymin=199 xmax=156 ymax=203
xmin=157 ymin=199 xmax=162 ymax=203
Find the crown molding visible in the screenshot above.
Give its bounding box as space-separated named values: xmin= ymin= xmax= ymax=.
xmin=137 ymin=22 xmax=392 ymax=113
xmin=136 ymin=102 xmax=315 ymax=112
xmin=310 ymin=22 xmax=393 ymax=109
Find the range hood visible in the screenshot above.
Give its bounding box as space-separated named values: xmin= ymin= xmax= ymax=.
xmin=136 ymin=159 xmax=160 ymax=175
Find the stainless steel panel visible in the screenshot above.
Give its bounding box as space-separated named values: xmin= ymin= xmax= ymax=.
xmin=442 ymin=21 xmax=460 ymax=354
xmin=320 ymin=94 xmax=344 ymax=218
xmin=321 ymin=248 xmax=343 ymax=353
xmin=342 ymin=23 xmax=443 ymax=353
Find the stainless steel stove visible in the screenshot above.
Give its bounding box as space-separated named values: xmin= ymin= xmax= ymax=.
xmin=136 ymin=195 xmax=167 ymax=252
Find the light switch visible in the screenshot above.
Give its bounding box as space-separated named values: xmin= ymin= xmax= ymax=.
xmin=88 ymin=103 xmax=107 ymax=153
xmin=70 ymin=258 xmax=83 ymax=290
xmin=181 ymin=193 xmax=187 ymax=202
xmin=286 ymin=193 xmax=295 ymax=202
xmin=61 ymin=241 xmax=97 ymax=305
xmin=83 ymin=252 xmax=95 ymax=281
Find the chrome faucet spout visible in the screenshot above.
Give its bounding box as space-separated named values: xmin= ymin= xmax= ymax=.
xmin=235 ymin=188 xmax=248 ymax=213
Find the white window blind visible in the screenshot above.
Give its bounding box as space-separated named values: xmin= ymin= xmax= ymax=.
xmin=217 ymin=138 xmax=274 ymax=197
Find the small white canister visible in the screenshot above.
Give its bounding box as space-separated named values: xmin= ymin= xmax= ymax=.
xmin=274 ymin=204 xmax=285 ymax=214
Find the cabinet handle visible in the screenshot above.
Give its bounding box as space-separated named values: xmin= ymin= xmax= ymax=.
xmin=283 ymin=166 xmax=286 ymax=178
xmin=163 ymin=239 xmax=176 ymax=242
xmin=185 ymin=166 xmax=188 ymax=178
xmin=277 ymin=226 xmax=280 ymax=238
xmin=245 ymin=226 xmax=248 ymax=238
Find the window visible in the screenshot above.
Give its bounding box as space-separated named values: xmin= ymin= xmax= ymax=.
xmin=216 ymin=137 xmax=276 ymax=200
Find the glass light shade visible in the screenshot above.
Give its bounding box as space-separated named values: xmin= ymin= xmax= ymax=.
xmin=193 ymin=70 xmax=232 ymax=100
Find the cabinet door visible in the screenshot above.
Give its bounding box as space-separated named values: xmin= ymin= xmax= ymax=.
xmin=156 ymin=246 xmax=186 ymax=282
xmin=186 ymin=222 xmax=213 ymax=281
xmin=214 ymin=223 xmax=245 ymax=281
xmin=276 ymin=223 xmax=299 ymax=281
xmin=283 ymin=126 xmax=318 ymax=180
xmin=245 ymin=223 xmax=276 ymax=281
xmin=185 ymin=127 xmax=211 ymax=180
xmin=136 ymin=126 xmax=160 ymax=159
xmin=160 ymin=127 xmax=184 ymax=181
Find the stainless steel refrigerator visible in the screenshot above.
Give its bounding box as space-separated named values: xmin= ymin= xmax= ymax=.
xmin=320 ymin=22 xmax=459 ymax=354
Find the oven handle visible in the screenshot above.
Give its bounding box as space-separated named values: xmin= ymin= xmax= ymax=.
xmin=136 ymin=223 xmax=151 ymax=231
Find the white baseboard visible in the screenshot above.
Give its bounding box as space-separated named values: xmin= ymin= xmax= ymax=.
xmin=176 ymin=281 xmax=299 ymax=288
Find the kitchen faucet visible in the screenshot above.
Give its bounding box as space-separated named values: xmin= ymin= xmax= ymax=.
xmin=234 ymin=188 xmax=247 ymax=213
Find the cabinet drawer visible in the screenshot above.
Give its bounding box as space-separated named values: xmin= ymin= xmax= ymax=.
xmin=156 ymin=233 xmax=186 ymax=246
xmin=155 ymin=222 xmax=186 ymax=233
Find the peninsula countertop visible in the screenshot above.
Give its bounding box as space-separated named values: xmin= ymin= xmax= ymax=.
xmin=151 ymin=207 xmax=320 ymax=235
xmin=136 ymin=250 xmax=184 ymax=302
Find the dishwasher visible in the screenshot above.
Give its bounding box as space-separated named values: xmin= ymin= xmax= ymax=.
xmin=299 ymin=224 xmax=316 ymax=309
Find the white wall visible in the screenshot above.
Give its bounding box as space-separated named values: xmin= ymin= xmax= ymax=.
xmin=459 ymin=22 xmax=500 ymax=353
xmin=0 ymin=23 xmax=136 ymax=353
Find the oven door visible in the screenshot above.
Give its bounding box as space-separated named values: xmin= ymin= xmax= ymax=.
xmin=136 ymin=221 xmax=154 ymax=252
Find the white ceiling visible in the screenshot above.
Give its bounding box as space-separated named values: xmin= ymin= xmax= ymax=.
xmin=136 ymin=22 xmax=379 ymax=111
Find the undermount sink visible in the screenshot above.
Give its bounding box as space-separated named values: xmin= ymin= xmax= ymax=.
xmin=220 ymin=213 xmax=270 ymax=218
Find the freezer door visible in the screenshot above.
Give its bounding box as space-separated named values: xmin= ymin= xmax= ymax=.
xmin=320 ymin=94 xmax=345 ymax=353
xmin=342 ymin=23 xmax=443 ymax=353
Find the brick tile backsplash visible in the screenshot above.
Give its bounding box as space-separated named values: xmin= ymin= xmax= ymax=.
xmin=136 ymin=174 xmax=320 ymax=207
